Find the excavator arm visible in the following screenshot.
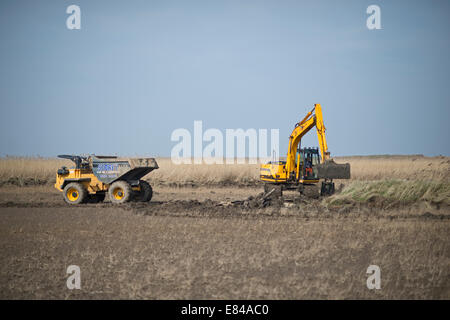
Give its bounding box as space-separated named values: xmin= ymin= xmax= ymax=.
xmin=285 ymin=110 xmax=316 ymax=175
xmin=285 ymin=104 xmax=350 ymax=180
xmin=314 ymin=103 xmax=330 ymax=162
xmin=286 ymin=104 xmax=327 ymax=173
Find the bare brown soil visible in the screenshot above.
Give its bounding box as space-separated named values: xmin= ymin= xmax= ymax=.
xmin=0 ymin=185 xmax=449 ymax=299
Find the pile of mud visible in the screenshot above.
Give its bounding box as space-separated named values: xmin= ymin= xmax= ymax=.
xmin=122 ymin=196 xmax=449 ymax=221
xmin=0 ymin=192 xmax=448 ymax=220
xmin=224 ymin=191 xmax=286 ymax=209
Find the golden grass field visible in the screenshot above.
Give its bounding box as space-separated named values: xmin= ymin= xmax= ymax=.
xmin=1 ymin=154 xmax=448 ymax=184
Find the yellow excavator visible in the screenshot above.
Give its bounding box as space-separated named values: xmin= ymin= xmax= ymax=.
xmin=260 ymin=103 xmax=350 ymax=197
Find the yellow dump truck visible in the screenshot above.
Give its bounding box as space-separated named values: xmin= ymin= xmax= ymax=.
xmin=55 ymin=155 xmax=158 ymax=204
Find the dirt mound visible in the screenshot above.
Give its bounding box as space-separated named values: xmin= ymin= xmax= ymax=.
xmin=152 ymin=181 xmax=263 ymax=188
xmin=229 ymin=191 xmax=284 ymax=209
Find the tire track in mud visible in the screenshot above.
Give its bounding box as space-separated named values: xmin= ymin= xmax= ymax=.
xmin=0 ymin=197 xmax=448 ymax=221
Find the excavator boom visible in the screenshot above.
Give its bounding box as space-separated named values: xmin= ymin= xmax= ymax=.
xmin=285 ymin=104 xmax=332 ymax=176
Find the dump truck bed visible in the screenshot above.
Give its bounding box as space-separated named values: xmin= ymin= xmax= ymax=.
xmin=90 ymin=156 xmax=159 ymax=184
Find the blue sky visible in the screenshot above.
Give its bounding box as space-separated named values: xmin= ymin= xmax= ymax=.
xmin=0 ymin=0 xmax=449 ymax=157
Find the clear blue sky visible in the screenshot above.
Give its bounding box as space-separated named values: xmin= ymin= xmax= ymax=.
xmin=1 ymin=0 xmax=449 ymax=157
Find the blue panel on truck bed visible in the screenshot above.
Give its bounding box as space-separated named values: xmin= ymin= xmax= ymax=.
xmin=92 ymin=160 xmax=131 ymax=184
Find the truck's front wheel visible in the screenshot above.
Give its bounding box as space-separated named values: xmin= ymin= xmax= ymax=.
xmin=63 ymin=182 xmax=87 ymax=205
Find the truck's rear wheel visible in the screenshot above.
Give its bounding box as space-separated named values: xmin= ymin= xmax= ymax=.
xmin=135 ymin=180 xmax=153 ymax=202
xmin=109 ymin=181 xmax=132 ymax=204
xmin=63 ymin=182 xmax=87 ymax=205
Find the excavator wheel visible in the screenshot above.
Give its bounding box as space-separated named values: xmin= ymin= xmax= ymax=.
xmin=63 ymin=182 xmax=88 ymax=205
xmin=320 ymin=181 xmax=335 ymax=196
xmin=302 ymin=184 xmax=320 ymax=199
xmin=109 ymin=181 xmax=133 ymax=204
xmin=264 ymin=184 xmax=283 ymax=198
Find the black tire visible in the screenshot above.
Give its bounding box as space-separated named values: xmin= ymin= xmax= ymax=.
xmin=109 ymin=181 xmax=132 ymax=204
xmin=320 ymin=182 xmax=335 ymax=196
xmin=303 ymin=184 xmax=320 ymax=199
xmin=63 ymin=182 xmax=88 ymax=205
xmin=135 ymin=180 xmax=153 ymax=202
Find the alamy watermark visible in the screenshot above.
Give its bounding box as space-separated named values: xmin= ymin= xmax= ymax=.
xmin=171 ymin=121 xmax=279 ymax=164
xmin=66 ymin=265 xmax=81 ymax=290
xmin=366 ymin=265 xmax=381 ymax=290
xmin=367 ymin=5 xmax=381 ymax=30
xmin=65 ymin=5 xmax=381 ymax=31
xmin=66 ymin=5 xmax=81 ymax=30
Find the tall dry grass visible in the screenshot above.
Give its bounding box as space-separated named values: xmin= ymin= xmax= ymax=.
xmin=151 ymin=158 xmax=259 ymax=186
xmin=0 ymin=157 xmax=260 ymax=186
xmin=0 ymin=157 xmax=68 ymax=186
xmin=154 ymin=156 xmax=450 ymax=185
xmin=335 ymin=155 xmax=450 ymax=182
xmin=0 ymin=155 xmax=448 ymax=187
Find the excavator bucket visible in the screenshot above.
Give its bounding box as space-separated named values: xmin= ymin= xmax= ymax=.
xmin=316 ymin=159 xmax=351 ymax=179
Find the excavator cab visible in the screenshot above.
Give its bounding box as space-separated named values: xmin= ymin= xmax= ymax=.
xmin=297 ymin=148 xmax=320 ymax=180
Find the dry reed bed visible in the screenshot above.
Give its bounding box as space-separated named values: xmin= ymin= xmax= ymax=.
xmin=336 ymin=156 xmax=450 ymax=182
xmin=324 ymin=179 xmax=450 ymax=209
xmin=0 ymin=156 xmax=448 ymax=186
xmin=324 ymin=156 xmax=450 ymax=209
